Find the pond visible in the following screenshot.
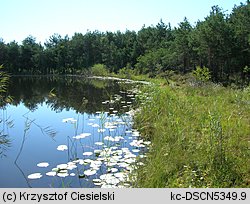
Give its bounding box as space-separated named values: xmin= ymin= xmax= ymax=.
xmin=0 ymin=76 xmax=150 ymax=188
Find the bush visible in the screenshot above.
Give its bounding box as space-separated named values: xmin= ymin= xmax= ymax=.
xmin=90 ymin=64 xmax=109 ymax=76
xmin=192 ymin=66 xmax=211 ymax=83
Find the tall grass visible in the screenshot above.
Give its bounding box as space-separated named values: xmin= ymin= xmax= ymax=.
xmin=133 ymin=83 xmax=250 ymax=187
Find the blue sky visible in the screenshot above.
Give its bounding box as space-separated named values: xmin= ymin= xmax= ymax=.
xmin=0 ymin=0 xmax=245 ymax=44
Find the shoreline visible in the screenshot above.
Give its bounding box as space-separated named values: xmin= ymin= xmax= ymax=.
xmin=10 ymin=74 xmax=151 ymax=85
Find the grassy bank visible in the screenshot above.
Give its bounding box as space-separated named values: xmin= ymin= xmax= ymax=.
xmin=133 ymin=81 xmax=250 ymax=187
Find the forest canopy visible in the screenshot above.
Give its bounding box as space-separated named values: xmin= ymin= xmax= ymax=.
xmin=0 ymin=1 xmax=249 ymax=84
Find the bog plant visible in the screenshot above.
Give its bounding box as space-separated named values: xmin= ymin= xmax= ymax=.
xmin=192 ymin=66 xmax=211 ymax=83
xmin=133 ymin=81 xmax=250 ymax=187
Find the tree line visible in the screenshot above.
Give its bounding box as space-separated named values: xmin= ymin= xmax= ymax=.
xmin=0 ymin=2 xmax=249 ymax=84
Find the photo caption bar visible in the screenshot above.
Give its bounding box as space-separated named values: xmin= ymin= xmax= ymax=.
xmin=0 ymin=188 xmax=249 ymax=204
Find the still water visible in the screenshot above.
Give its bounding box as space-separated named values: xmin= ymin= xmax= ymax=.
xmin=0 ymin=76 xmax=150 ymax=188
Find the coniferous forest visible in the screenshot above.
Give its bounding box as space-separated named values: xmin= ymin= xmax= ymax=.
xmin=0 ymin=2 xmax=249 ymax=85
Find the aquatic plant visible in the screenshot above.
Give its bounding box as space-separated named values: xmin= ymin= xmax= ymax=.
xmin=28 ymin=82 xmax=151 ymax=188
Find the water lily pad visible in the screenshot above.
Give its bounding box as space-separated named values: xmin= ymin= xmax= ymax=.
xmin=132 ymin=149 xmax=140 ymax=153
xmin=37 ymin=162 xmax=49 ymax=168
xmin=57 ymin=172 xmax=69 ymax=177
xmin=62 ymin=118 xmax=77 ymax=123
xmin=73 ymin=133 xmax=91 ymax=139
xmin=95 ymin=142 xmax=104 ymax=146
xmin=57 ymin=145 xmax=68 ymax=151
xmin=57 ymin=164 xmax=68 ymax=169
xmin=46 ymin=171 xmax=56 ymax=177
xmin=28 ymin=173 xmax=42 ymax=179
xmin=83 ymin=152 xmax=93 ymax=156
xmin=84 ymin=169 xmax=97 ymax=176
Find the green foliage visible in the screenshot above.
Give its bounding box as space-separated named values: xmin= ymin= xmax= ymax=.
xmin=0 ymin=65 xmax=12 ymax=105
xmin=192 ymin=66 xmax=211 ymax=82
xmin=118 ymin=64 xmax=135 ymax=79
xmin=0 ymin=1 xmax=248 ymax=85
xmin=90 ymin=64 xmax=109 ymax=76
xmin=133 ymin=83 xmax=250 ymax=187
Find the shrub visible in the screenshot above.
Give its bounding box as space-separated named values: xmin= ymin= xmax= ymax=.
xmin=90 ymin=64 xmax=109 ymax=76
xmin=192 ymin=66 xmax=211 ymax=83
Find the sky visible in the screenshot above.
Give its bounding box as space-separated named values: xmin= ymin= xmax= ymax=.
xmin=0 ymin=0 xmax=245 ymax=44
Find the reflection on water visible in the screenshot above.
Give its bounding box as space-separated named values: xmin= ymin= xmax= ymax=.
xmin=0 ymin=76 xmax=150 ymax=188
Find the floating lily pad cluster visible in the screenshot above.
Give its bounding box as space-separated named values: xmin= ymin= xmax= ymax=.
xmin=27 ymin=84 xmax=151 ymax=188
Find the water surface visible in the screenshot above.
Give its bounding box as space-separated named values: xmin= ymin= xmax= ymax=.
xmin=0 ymin=76 xmax=149 ymax=188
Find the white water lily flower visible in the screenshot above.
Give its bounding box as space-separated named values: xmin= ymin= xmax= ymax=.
xmin=28 ymin=173 xmax=42 ymax=179
xmin=96 ymin=111 xmax=102 ymax=114
xmin=83 ymin=152 xmax=93 ymax=156
xmin=37 ymin=162 xmax=49 ymax=168
xmin=95 ymin=142 xmax=104 ymax=146
xmin=57 ymin=145 xmax=68 ymax=151
xmin=57 ymin=164 xmax=68 ymax=169
xmin=84 ymin=169 xmax=97 ymax=176
xmin=46 ymin=171 xmax=56 ymax=177
xmin=70 ymin=173 xmax=75 ymax=176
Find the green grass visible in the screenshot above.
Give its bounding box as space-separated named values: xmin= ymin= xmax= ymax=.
xmin=133 ymin=82 xmax=250 ymax=187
